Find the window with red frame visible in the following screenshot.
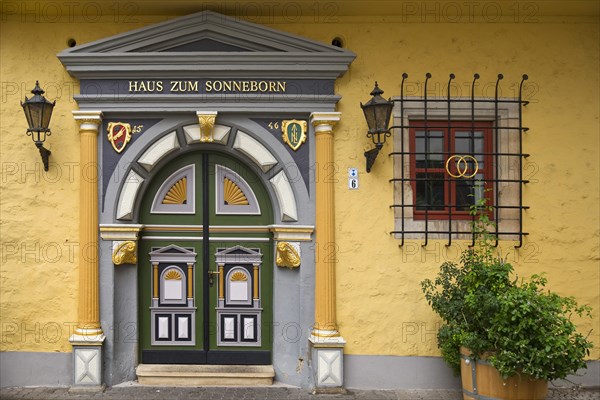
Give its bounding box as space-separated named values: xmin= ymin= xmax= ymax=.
xmin=409 ymin=120 xmax=493 ymax=220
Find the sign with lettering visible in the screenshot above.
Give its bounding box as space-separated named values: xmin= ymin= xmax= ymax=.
xmin=127 ymin=80 xmax=288 ymax=93
xmin=80 ymin=79 xmax=334 ymax=97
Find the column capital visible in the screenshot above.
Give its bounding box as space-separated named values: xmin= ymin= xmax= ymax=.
xmin=73 ymin=110 xmax=103 ymax=132
xmin=99 ymin=224 xmax=143 ymax=241
xmin=310 ymin=112 xmax=341 ymax=134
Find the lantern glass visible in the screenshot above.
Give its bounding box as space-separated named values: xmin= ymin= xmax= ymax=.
xmin=21 ymin=81 xmax=55 ymax=133
xmin=374 ymin=101 xmax=393 ymax=132
xmin=362 ymin=105 xmax=377 ymax=132
xmin=361 ymin=82 xmax=393 ymax=136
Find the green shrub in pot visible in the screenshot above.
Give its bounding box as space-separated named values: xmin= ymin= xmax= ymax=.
xmin=421 ymin=199 xmax=593 ymax=381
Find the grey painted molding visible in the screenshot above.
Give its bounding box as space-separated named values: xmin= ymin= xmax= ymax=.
xmin=344 ymin=355 xmax=462 ymax=390
xmin=57 ymin=10 xmax=355 ymax=80
xmin=72 ymin=96 xmax=342 ymax=113
xmin=0 ymin=352 xmax=71 ymax=387
xmin=344 ymin=355 xmax=600 ymax=390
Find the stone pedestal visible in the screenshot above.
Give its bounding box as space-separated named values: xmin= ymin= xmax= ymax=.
xmin=309 ymin=335 xmax=346 ymax=393
xmin=69 ymin=334 xmax=106 ymax=392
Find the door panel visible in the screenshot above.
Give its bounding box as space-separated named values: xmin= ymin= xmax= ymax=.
xmin=138 ymin=151 xmax=272 ymax=365
xmin=139 ymin=240 xmax=206 ymax=364
xmin=207 ymin=240 xmax=272 ymax=364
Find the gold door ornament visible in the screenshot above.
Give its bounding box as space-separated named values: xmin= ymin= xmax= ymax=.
xmin=112 ymin=241 xmax=137 ymax=265
xmin=198 ymin=113 xmax=217 ymax=142
xmin=276 ymin=242 xmax=301 ymax=269
xmin=445 ymin=155 xmax=479 ymax=178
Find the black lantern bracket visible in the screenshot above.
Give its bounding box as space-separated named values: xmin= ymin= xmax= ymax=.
xmin=35 ymin=143 xmax=52 ymax=172
xmin=21 ymin=81 xmax=56 ymax=171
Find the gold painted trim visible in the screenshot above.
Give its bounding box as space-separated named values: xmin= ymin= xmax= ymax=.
xmin=142 ymin=226 xmax=270 ymax=233
xmin=198 ymin=113 xmax=217 ymax=142
xmin=187 ymin=263 xmax=193 ymax=299
xmin=144 ymin=226 xmax=203 ymax=232
xmin=100 ymin=226 xmax=143 ymax=233
xmin=153 ymin=262 xmax=159 ymax=299
xmin=253 ymin=265 xmax=259 ymax=300
xmin=270 ymin=227 xmax=314 ymax=233
xmin=218 ymin=265 xmax=225 ymax=300
xmin=112 ymin=241 xmax=137 ymax=266
xmin=211 ymin=227 xmax=269 ymax=233
xmin=276 ymin=242 xmax=301 ymax=269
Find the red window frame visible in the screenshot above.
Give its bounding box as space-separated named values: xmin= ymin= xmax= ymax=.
xmin=409 ymin=120 xmax=494 ymax=220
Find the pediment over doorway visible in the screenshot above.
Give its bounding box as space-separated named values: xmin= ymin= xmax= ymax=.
xmin=58 ymin=11 xmax=354 ymax=112
xmin=58 ymin=10 xmax=355 ymax=79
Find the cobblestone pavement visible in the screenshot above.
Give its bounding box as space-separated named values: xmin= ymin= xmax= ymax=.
xmin=0 ymin=386 xmax=598 ymax=400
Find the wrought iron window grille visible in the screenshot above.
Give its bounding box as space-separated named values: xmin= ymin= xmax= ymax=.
xmin=388 ymin=73 xmax=530 ymax=248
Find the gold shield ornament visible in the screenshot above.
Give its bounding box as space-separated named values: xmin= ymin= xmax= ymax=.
xmin=281 ymin=120 xmax=307 ymax=151
xmin=107 ymin=122 xmax=132 ymax=153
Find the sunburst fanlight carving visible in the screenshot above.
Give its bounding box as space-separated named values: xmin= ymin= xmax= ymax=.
xmin=162 ymin=177 xmax=187 ymax=204
xmin=223 ymin=177 xmax=249 ymax=206
xmin=230 ymin=271 xmax=248 ymax=281
xmin=164 ymin=269 xmax=182 ymax=280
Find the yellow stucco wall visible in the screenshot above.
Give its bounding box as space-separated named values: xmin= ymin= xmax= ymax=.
xmin=1 ymin=4 xmax=598 ymax=359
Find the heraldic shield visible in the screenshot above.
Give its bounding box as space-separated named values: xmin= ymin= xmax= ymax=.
xmin=107 ymin=122 xmax=132 ymax=153
xmin=281 ymin=120 xmax=307 ymax=151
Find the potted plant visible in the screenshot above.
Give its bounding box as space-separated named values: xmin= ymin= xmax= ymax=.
xmin=421 ymin=200 xmax=593 ymax=400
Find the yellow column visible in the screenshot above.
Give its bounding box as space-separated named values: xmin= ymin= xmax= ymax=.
xmin=310 ymin=112 xmax=343 ymax=340
xmin=72 ymin=110 xmax=103 ymax=337
xmin=218 ymin=264 xmax=225 ymax=300
xmin=153 ymin=263 xmax=159 ymax=299
xmin=253 ymin=264 xmax=259 ymax=300
xmin=187 ymin=263 xmax=193 ymax=300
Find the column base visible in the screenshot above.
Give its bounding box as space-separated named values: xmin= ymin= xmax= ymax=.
xmin=310 ymin=328 xmax=345 ymax=343
xmin=309 ymin=334 xmax=346 ymax=390
xmin=70 ymin=334 xmax=105 ymax=388
xmin=74 ymin=327 xmax=104 ymax=337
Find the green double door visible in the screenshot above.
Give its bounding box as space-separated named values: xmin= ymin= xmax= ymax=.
xmin=138 ymin=152 xmax=273 ymax=365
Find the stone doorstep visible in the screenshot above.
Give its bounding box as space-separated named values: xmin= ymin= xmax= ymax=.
xmin=136 ymin=364 xmax=275 ymax=386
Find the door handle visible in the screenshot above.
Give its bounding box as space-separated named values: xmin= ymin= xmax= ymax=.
xmin=208 ymin=270 xmax=220 ymax=286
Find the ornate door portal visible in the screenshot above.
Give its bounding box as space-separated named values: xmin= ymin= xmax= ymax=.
xmin=138 ymin=152 xmax=273 ymax=364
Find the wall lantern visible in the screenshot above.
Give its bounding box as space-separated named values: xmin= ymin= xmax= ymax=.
xmin=21 ymin=81 xmax=55 ymax=171
xmin=361 ymin=81 xmax=393 ymax=173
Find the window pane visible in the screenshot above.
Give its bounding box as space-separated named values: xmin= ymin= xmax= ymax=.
xmin=416 ymin=132 xmax=425 ymax=166
xmin=416 ymin=131 xmax=444 ymax=168
xmin=454 ymin=173 xmax=485 ymax=211
xmin=455 ymin=131 xmax=484 ymax=168
xmin=416 ymin=172 xmax=445 ymax=211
